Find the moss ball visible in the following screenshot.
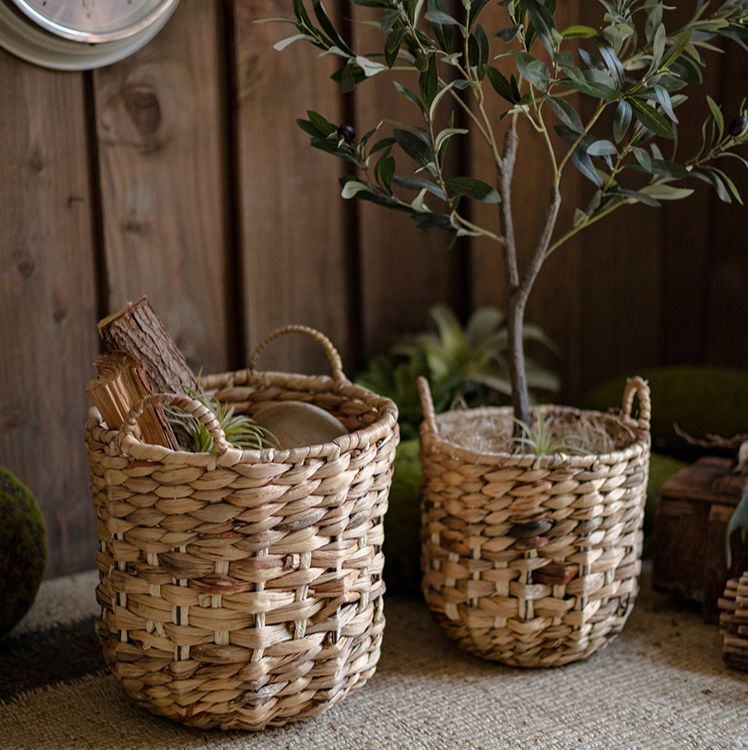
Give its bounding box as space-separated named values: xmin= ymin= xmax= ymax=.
xmin=0 ymin=467 xmax=47 ymax=638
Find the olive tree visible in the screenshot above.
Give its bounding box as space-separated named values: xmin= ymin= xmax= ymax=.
xmin=269 ymin=0 xmax=748 ymax=427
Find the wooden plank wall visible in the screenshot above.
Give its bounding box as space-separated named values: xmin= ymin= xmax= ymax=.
xmin=1 ymin=0 xmax=747 ymax=577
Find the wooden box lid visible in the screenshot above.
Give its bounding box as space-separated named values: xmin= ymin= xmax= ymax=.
xmin=660 ymin=456 xmax=747 ymax=507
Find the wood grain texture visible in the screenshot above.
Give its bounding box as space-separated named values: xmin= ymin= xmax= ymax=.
xmin=572 ymin=1 xmax=660 ymax=397
xmin=92 ymin=0 xmax=230 ymax=377
xmin=0 ymin=53 xmax=99 ymax=576
xmin=703 ymin=38 xmax=748 ymax=369
xmin=657 ymin=5 xmax=724 ymax=366
xmin=99 ymin=297 xmax=198 ymax=392
xmin=654 ymin=458 xmax=748 ymax=622
xmin=579 ymin=200 xmax=662 ymax=394
xmin=470 ymin=0 xmax=585 ymax=404
xmin=352 ymin=4 xmax=464 ymax=361
xmin=232 ymin=0 xmax=352 ymax=377
xmin=87 ymin=351 xmax=178 ymax=449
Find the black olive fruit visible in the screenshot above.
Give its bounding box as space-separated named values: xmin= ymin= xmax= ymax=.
xmin=337 ymin=124 xmax=355 ymax=143
xmin=729 ymin=115 xmax=747 ymax=137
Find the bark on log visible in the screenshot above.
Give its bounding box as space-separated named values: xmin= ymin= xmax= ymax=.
xmin=98 ymin=297 xmax=198 ymax=394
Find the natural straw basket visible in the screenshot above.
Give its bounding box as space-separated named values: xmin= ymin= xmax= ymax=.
xmin=417 ymin=376 xmax=651 ymax=668
xmin=84 ymin=326 xmax=399 ymax=730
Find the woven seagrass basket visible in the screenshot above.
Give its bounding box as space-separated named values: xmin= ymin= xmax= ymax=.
xmin=84 ymin=326 xmax=399 ymax=730
xmin=418 ymin=376 xmax=651 ymax=668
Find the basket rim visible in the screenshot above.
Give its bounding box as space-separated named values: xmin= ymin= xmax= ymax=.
xmin=86 ymin=367 xmax=399 ymax=467
xmin=420 ymin=403 xmax=650 ymax=468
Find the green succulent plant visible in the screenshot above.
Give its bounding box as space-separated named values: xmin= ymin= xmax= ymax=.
xmin=357 ymin=304 xmax=559 ymax=439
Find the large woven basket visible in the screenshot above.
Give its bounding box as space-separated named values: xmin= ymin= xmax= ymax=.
xmin=418 ymin=376 xmax=651 ymax=668
xmin=84 ymin=326 xmax=399 ymax=730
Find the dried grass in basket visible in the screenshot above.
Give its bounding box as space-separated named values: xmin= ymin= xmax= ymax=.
xmin=417 ymin=376 xmax=651 ymax=668
xmin=84 ymin=326 xmax=399 ymax=730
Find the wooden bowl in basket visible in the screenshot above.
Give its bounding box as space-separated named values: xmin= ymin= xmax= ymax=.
xmin=84 ymin=326 xmax=399 ymax=730
xmin=418 ymin=376 xmax=651 ymax=668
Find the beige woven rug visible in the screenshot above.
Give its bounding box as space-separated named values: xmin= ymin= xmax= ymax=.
xmin=2 ymin=567 xmax=747 ymax=749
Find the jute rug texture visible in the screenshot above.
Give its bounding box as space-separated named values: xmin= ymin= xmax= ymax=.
xmin=1 ymin=569 xmax=747 ymax=750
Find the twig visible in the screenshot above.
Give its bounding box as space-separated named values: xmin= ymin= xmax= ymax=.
xmin=674 ymin=423 xmax=748 ymax=449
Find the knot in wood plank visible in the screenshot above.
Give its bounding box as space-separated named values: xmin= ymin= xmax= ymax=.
xmin=123 ymin=83 xmax=164 ymax=152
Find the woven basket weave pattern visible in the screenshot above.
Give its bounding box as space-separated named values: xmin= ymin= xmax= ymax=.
xmin=85 ymin=328 xmax=398 ymax=730
xmin=419 ymin=378 xmax=650 ymax=668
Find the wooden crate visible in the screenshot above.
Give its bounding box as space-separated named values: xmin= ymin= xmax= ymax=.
xmin=653 ymin=457 xmax=748 ymax=622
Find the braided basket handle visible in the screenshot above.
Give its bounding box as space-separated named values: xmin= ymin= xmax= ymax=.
xmin=417 ymin=377 xmax=440 ymax=438
xmin=248 ymin=325 xmax=347 ymax=382
xmin=118 ymin=393 xmax=232 ymax=453
xmin=621 ymin=376 xmax=651 ymax=432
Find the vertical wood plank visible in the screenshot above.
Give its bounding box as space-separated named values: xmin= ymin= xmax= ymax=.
xmin=579 ymin=201 xmax=662 ymax=394
xmin=659 ymin=138 xmax=716 ymax=365
xmin=471 ymin=1 xmax=585 ymax=404
xmin=352 ymin=5 xmax=465 ymax=361
xmin=522 ymin=1 xmax=585 ymax=405
xmin=0 ymin=53 xmax=99 ymax=576
xmin=575 ymin=3 xmax=661 ymax=394
xmin=571 ymin=1 xmax=659 ymax=396
xmin=658 ymin=6 xmax=723 ymax=367
xmin=232 ymin=0 xmax=352 ymax=376
xmin=703 ymin=40 xmax=748 ymax=369
xmin=93 ymin=0 xmax=230 ymax=376
xmin=580 ymin=6 xmax=748 ymax=392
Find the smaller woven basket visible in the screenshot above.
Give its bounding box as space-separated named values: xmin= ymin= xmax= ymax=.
xmin=418 ymin=376 xmax=651 ymax=668
xmin=85 ymin=326 xmax=399 ymax=730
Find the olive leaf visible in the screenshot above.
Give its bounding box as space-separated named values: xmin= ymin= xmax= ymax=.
xmin=445 ymin=177 xmax=501 ymax=203
xmin=613 ymin=99 xmax=633 ymax=142
xmin=561 ymin=25 xmax=596 ymax=38
xmin=726 ymin=490 xmax=748 ymax=570
xmin=394 ymin=128 xmax=435 ymax=168
xmin=428 ymin=0 xmax=455 ymax=53
xmin=630 ymin=98 xmax=674 ymax=139
xmin=516 ymin=51 xmax=550 ymax=92
xmin=485 ymin=65 xmax=519 ymax=103
xmin=544 ymin=94 xmax=584 ymax=134
xmin=525 ymin=0 xmax=556 ymax=55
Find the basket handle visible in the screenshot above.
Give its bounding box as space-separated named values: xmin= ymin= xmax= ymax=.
xmin=621 ymin=376 xmax=651 ymax=432
xmin=117 ymin=393 xmax=232 ymax=454
xmin=417 ymin=376 xmax=440 ymax=438
xmin=248 ymin=325 xmax=348 ymax=382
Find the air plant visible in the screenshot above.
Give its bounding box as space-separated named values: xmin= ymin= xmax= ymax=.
xmin=166 ymin=388 xmax=280 ymax=453
xmin=512 ymin=412 xmax=592 ymax=455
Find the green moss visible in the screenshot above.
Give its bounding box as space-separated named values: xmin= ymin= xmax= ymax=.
xmin=582 ymin=366 xmax=748 ymax=462
xmin=383 ymin=439 xmax=422 ymax=597
xmin=644 ymin=453 xmax=688 ymax=559
xmin=0 ymin=467 xmax=47 ymax=638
